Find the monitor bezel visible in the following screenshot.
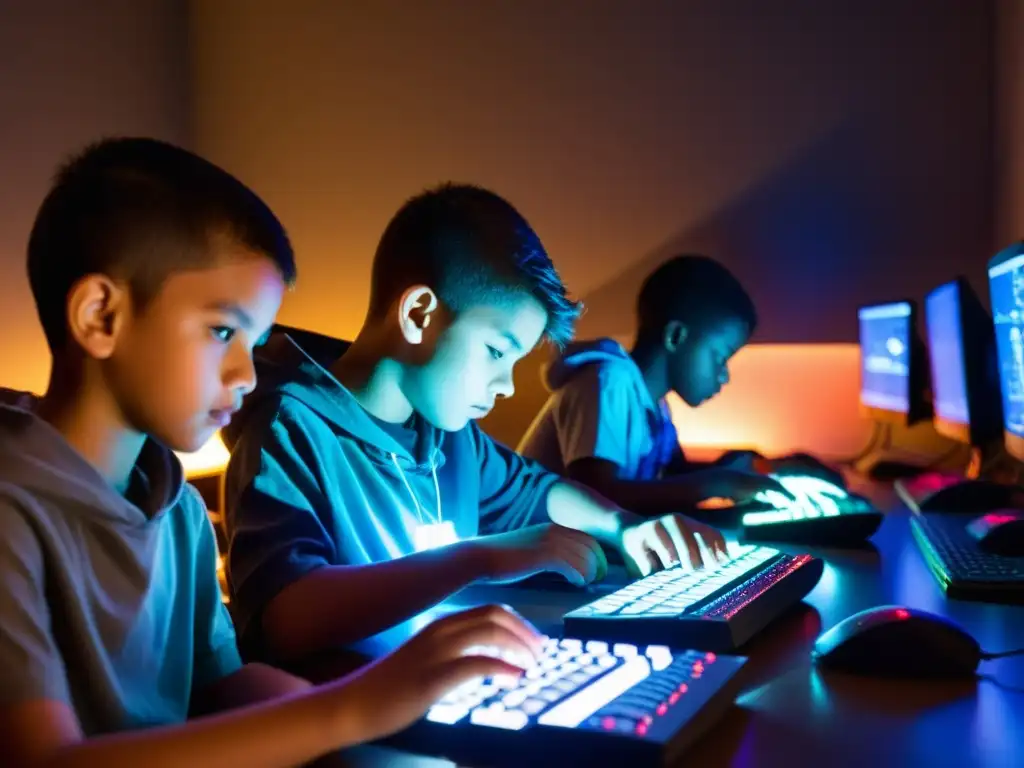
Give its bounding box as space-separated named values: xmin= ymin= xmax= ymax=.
xmin=857 ymin=298 xmax=927 ymax=426
xmin=925 ymin=276 xmax=1003 ymax=446
xmin=987 ymin=241 xmax=1024 ymax=462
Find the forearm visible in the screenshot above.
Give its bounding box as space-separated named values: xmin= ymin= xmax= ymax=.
xmin=192 ymin=664 xmax=313 ymax=716
xmin=37 ymin=685 xmax=352 ymax=768
xmin=549 ymin=473 xmax=722 ymax=526
xmin=545 ymin=479 xmax=632 ymax=547
xmin=264 ymin=545 xmax=491 ymax=659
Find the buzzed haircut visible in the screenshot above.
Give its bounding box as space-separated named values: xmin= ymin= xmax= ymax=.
xmin=369 ymin=183 xmax=580 ymax=347
xmin=27 ymin=136 xmax=296 ymax=351
xmin=636 ymin=254 xmax=757 ymax=341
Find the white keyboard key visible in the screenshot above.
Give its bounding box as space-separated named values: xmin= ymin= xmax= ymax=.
xmin=613 ymin=643 xmax=638 ymax=658
xmin=492 ymin=674 xmax=520 ymax=689
xmin=585 ymin=640 xmax=609 ymax=655
xmin=427 ymin=703 xmax=470 ymax=724
xmin=471 ymin=704 xmax=529 ymax=731
xmin=538 ymin=656 xmax=651 ymax=728
xmin=502 ymin=689 xmax=529 ymax=708
xmin=559 ymin=638 xmax=583 ymax=651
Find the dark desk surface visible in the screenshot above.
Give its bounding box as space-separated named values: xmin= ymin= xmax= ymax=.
xmin=331 ymin=500 xmax=1024 ymax=768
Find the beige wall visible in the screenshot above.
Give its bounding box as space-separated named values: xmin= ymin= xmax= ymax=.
xmin=997 ymin=0 xmax=1024 ymax=246
xmin=0 ymin=0 xmax=190 ymax=393
xmin=191 ymin=0 xmax=993 ymax=453
xmin=192 ymin=0 xmax=993 ymax=345
xmin=0 ymin=2 xmax=1000 ymax=457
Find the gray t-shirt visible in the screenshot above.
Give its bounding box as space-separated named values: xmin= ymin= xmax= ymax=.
xmin=0 ymin=395 xmax=242 ymax=735
xmin=518 ymin=339 xmax=679 ymax=480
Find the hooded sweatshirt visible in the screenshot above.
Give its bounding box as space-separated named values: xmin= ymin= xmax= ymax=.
xmin=0 ymin=391 xmax=241 ymax=736
xmin=517 ymin=338 xmax=681 ymax=481
xmin=221 ymin=327 xmax=558 ymax=660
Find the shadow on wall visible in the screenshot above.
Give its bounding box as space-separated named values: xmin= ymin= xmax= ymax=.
xmin=480 ymin=115 xmax=973 ymax=456
xmin=576 ymin=113 xmax=991 ymax=345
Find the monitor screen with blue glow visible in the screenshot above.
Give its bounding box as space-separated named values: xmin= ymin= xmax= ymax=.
xmin=925 ymin=282 xmax=969 ymax=426
xmin=989 ymin=250 xmax=1024 ymax=446
xmin=859 ymin=302 xmax=912 ymax=414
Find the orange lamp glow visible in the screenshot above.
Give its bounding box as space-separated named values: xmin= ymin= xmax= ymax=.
xmin=667 ymin=343 xmax=869 ymax=461
xmin=175 ymin=432 xmax=231 ymax=479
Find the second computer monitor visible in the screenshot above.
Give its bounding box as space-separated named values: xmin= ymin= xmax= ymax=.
xmin=924 ymin=277 xmax=1002 ymax=446
xmin=988 ymin=242 xmax=1024 ymax=462
xmin=858 ymin=300 xmax=929 ymax=425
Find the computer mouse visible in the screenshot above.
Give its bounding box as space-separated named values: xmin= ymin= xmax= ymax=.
xmin=966 ymin=511 xmax=1024 ymax=557
xmin=812 ymin=605 xmax=981 ymax=678
xmin=918 ymin=479 xmax=1023 ymax=514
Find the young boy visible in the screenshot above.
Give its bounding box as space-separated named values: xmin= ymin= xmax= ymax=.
xmin=222 ymin=184 xmax=729 ymax=668
xmin=518 ymin=254 xmax=818 ymax=514
xmin=0 ymin=138 xmax=542 ymax=767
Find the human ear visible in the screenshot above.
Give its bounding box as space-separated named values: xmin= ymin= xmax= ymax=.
xmin=398 ymin=285 xmax=439 ymax=345
xmin=663 ymin=320 xmax=688 ymax=353
xmin=66 ymin=274 xmax=130 ymax=359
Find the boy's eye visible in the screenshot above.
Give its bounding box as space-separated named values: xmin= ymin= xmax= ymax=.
xmin=210 ymin=326 xmax=236 ymax=343
xmin=487 ymin=345 xmax=504 ymax=361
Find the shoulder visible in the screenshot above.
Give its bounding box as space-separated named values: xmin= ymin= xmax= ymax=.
xmin=0 ymin=484 xmax=45 ymax=562
xmin=175 ymin=483 xmax=217 ymax=538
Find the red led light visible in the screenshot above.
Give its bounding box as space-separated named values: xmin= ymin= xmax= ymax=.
xmin=635 ymin=723 xmax=648 ymax=737
xmin=642 ymin=715 xmax=653 ymax=725
xmin=985 ymin=513 xmax=1017 ymax=525
xmin=693 ymin=661 xmax=704 ymax=673
xmin=678 ymin=683 xmax=688 ymax=694
xmin=705 ymin=652 xmax=717 ymax=663
xmin=656 ymin=703 xmax=668 ymax=716
xmin=894 ymin=608 xmax=910 ymax=620
xmin=668 ymin=692 xmax=679 ymax=704
xmin=602 ymin=717 xmax=616 ymax=731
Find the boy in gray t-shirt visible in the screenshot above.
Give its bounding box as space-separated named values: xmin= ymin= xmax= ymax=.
xmin=0 ymin=137 xmax=542 ymax=767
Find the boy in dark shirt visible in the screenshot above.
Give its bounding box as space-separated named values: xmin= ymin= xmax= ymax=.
xmin=519 ymin=254 xmax=821 ymax=513
xmin=224 ymin=185 xmax=729 ymax=665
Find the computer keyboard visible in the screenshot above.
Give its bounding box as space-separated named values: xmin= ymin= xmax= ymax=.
xmin=739 ymin=474 xmax=883 ymax=546
xmin=383 ymin=636 xmax=746 ymax=766
xmin=910 ymin=514 xmax=1024 ymax=604
xmin=562 ymin=545 xmax=823 ymax=651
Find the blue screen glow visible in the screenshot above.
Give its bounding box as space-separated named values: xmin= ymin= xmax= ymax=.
xmin=925 ymin=282 xmax=969 ymax=426
xmin=989 ymin=253 xmax=1024 ymax=439
xmin=859 ymin=302 xmax=911 ymax=413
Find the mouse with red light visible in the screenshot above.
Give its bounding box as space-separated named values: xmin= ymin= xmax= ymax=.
xmin=813 ymin=606 xmax=993 ymax=679
xmin=966 ymin=510 xmax=1024 ymax=557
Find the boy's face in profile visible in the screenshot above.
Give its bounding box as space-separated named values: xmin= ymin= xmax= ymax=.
xmin=100 ymin=247 xmax=285 ymax=453
xmin=403 ymin=294 xmax=548 ymax=432
xmin=668 ymin=316 xmax=748 ymax=407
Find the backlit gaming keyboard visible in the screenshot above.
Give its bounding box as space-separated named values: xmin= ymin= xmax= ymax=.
xmin=739 ymin=474 xmax=883 ymax=546
xmin=562 ymin=545 xmax=823 ymax=651
xmin=911 ymin=514 xmax=1024 ymax=604
xmin=383 ymin=636 xmax=746 ymax=766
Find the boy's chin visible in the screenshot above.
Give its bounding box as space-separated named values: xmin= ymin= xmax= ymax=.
xmin=170 ymin=427 xmax=218 ymax=456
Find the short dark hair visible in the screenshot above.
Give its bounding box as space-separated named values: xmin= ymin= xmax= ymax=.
xmin=27 ymin=137 xmax=296 ymax=351
xmin=369 ymin=183 xmax=580 ymax=347
xmin=636 ymin=255 xmax=757 ymax=341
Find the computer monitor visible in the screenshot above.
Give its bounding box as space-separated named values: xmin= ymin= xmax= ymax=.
xmin=988 ymin=241 xmax=1024 ymax=462
xmin=924 ymin=278 xmax=1002 ymax=446
xmin=858 ymin=300 xmax=930 ymax=425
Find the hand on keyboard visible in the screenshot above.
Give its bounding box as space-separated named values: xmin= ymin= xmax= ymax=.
xmin=705 ymin=468 xmax=796 ymax=503
xmin=469 ymin=523 xmax=610 ymax=586
xmin=332 ymin=605 xmax=542 ymax=743
xmin=618 ymin=513 xmax=729 ymax=577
